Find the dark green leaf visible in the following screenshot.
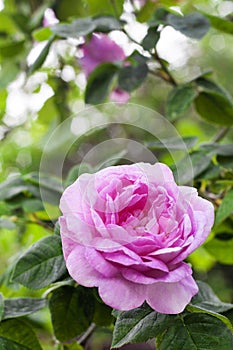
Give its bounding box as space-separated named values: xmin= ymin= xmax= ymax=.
xmin=0 ymin=319 xmax=42 ymax=350
xmin=173 ymin=150 xmax=213 ymax=184
xmin=142 ymin=27 xmax=160 ymax=50
xmin=49 ymin=286 xmax=95 ymax=342
xmin=0 ymin=293 xmax=4 ymax=321
xmin=93 ymin=16 xmax=122 ymax=32
xmin=24 ymin=172 xmax=63 ymax=193
xmin=111 ymin=303 xmax=171 ymax=348
xmin=191 ymin=281 xmax=233 ymax=313
xmin=195 ymin=91 xmax=233 ymax=126
xmin=146 ymin=136 xmax=198 ymax=151
xmin=167 ymin=12 xmax=210 ymax=39
xmin=195 ymin=77 xmax=226 ymax=95
xmin=158 ymin=313 xmax=233 ymax=350
xmin=83 ymin=0 xmax=124 ymax=17
xmin=3 ymin=298 xmax=47 ymax=319
xmin=0 ymin=62 xmax=19 ymax=89
xmin=200 ymin=143 xmax=233 ymax=157
xmin=52 ymin=18 xmax=95 ymax=38
xmin=28 ymin=35 xmax=55 ymax=74
xmin=118 ymin=63 xmax=148 ymax=92
xmin=85 ymin=63 xmax=118 ymax=104
xmin=215 ymin=189 xmax=233 ymax=225
xmin=204 ymin=13 xmax=233 ymax=35
xmin=205 ymin=237 xmax=233 ymax=264
xmin=12 ymin=235 xmax=67 ymax=289
xmin=93 ymin=300 xmax=113 ymax=327
xmin=166 ymin=84 xmax=197 ymax=120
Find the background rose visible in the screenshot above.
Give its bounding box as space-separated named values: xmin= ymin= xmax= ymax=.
xmin=59 ymin=163 xmax=214 ymax=314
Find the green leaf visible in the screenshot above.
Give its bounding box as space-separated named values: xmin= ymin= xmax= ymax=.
xmin=158 ymin=313 xmax=233 ymax=350
xmin=21 ymin=199 xmax=44 ymax=213
xmin=167 ymin=12 xmax=210 ymax=39
xmin=49 ymin=286 xmax=95 ymax=342
xmin=93 ymin=300 xmax=113 ymax=327
xmin=28 ymin=35 xmax=55 ymax=74
xmin=0 ymin=318 xmax=42 ymax=350
xmin=32 ymin=27 xmax=53 ymax=41
xmin=0 ymin=175 xmax=40 ymax=201
xmin=93 ymin=16 xmax=122 ymax=32
xmin=65 ymin=163 xmax=94 ymax=188
xmin=85 ymin=63 xmax=118 ymax=104
xmin=195 ymin=77 xmax=226 ymax=95
xmin=83 ymin=0 xmax=124 ymax=17
xmin=205 ymin=237 xmax=233 ymax=265
xmin=12 ymin=235 xmax=67 ymax=289
xmin=200 ymin=143 xmax=233 ymax=157
xmin=166 ymin=84 xmax=197 ymax=120
xmin=173 ymin=150 xmax=213 ymax=184
xmin=111 ymin=303 xmax=171 ymax=348
xmin=118 ymin=63 xmax=148 ymax=92
xmin=215 ymin=189 xmax=233 ymax=225
xmin=0 ymin=293 xmax=4 ymax=322
xmin=194 ymin=91 xmax=233 ymax=126
xmin=142 ymin=27 xmax=160 ymax=50
xmin=0 ymin=61 xmax=19 ymax=89
xmin=204 ymin=14 xmax=233 ymax=35
xmin=3 ymin=298 xmax=47 ymax=320
xmin=52 ymin=18 xmax=95 ymax=38
xmin=146 ymin=136 xmax=198 ymax=151
xmin=188 ymin=281 xmax=233 ymax=330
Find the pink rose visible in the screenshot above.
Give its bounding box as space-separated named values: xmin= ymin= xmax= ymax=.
xmin=79 ymin=33 xmax=130 ymax=103
xmin=59 ymin=163 xmax=214 ymax=314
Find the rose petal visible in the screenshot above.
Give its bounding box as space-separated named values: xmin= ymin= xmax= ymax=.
xmin=146 ymin=275 xmax=198 ymax=314
xmin=98 ymin=277 xmax=145 ymax=310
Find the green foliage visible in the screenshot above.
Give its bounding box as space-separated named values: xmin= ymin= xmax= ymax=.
xmin=0 ymin=0 xmax=233 ymax=348
xmin=49 ymin=286 xmax=95 ymax=342
xmin=12 ymin=236 xmax=67 ymax=289
xmin=118 ymin=63 xmax=148 ymax=92
xmin=166 ymin=84 xmax=197 ymax=120
xmin=85 ymin=63 xmax=119 ymax=104
xmin=2 ymin=297 xmax=47 ymax=319
xmin=0 ymin=319 xmax=42 ymax=350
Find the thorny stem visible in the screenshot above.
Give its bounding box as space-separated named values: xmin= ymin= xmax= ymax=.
xmin=211 ymin=126 xmax=230 ymax=143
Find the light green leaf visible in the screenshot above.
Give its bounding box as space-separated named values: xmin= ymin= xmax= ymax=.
xmin=205 ymin=237 xmax=233 ymax=265
xmin=49 ymin=286 xmax=95 ymax=342
xmin=158 ymin=313 xmax=233 ymax=350
xmin=85 ymin=63 xmax=118 ymax=104
xmin=215 ymin=189 xmax=233 ymax=225
xmin=12 ymin=236 xmax=67 ymax=289
xmin=3 ymin=298 xmax=46 ymax=319
xmin=118 ymin=63 xmax=148 ymax=92
xmin=204 ymin=13 xmax=233 ymax=35
xmin=167 ymin=12 xmax=210 ymax=39
xmin=166 ymin=84 xmax=197 ymax=120
xmin=0 ymin=319 xmax=42 ymax=350
xmin=32 ymin=27 xmax=53 ymax=42
xmin=195 ymin=91 xmax=233 ymax=126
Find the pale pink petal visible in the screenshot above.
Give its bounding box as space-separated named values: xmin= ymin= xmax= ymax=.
xmin=66 ymin=245 xmax=103 ymax=287
xmin=146 ymin=275 xmax=198 ymax=314
xmin=85 ymin=247 xmax=118 ymax=277
xmin=98 ymin=277 xmax=145 ymax=310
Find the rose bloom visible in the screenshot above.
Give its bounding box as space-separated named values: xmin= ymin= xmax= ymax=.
xmin=59 ymin=163 xmax=214 ymax=314
xmin=79 ymin=33 xmax=130 ymax=103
